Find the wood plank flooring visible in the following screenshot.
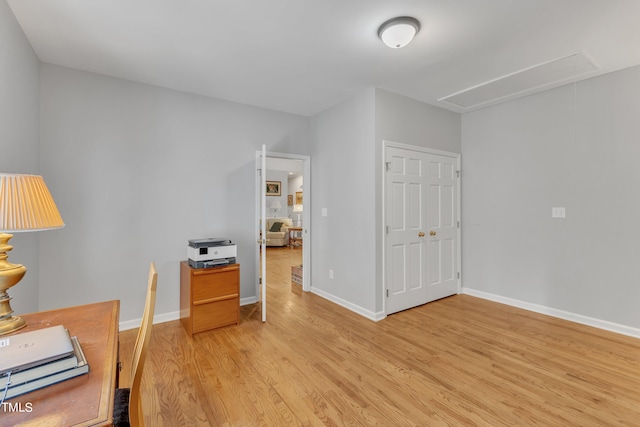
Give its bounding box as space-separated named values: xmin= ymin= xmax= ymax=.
xmin=118 ymin=248 xmax=640 ymax=426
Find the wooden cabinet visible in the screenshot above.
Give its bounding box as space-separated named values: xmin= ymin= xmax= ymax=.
xmin=180 ymin=261 xmax=239 ymax=335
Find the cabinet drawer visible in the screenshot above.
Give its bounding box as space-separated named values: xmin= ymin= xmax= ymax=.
xmin=192 ymin=269 xmax=239 ymax=302
xmin=192 ymin=299 xmax=238 ymax=332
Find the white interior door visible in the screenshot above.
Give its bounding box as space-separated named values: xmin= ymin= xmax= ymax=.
xmin=385 ymin=143 xmax=460 ymax=315
xmin=260 ymin=144 xmax=267 ymax=322
xmin=426 ymin=154 xmax=459 ymax=302
xmin=385 ymin=146 xmax=429 ymax=314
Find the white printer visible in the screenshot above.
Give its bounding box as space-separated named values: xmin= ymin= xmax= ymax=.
xmin=187 ymin=238 xmax=237 ymax=268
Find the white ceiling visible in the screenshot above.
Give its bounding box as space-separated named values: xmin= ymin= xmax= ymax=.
xmin=7 ymin=0 xmax=640 ymax=116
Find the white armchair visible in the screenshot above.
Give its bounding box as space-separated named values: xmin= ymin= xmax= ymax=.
xmin=265 ymin=218 xmax=292 ymax=247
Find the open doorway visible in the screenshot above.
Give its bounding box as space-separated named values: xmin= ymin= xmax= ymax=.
xmin=264 ymin=158 xmax=303 ymax=292
xmin=255 ymin=151 xmax=310 ymax=321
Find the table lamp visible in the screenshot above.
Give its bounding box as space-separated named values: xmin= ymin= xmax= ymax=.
xmin=0 ymin=174 xmax=64 ymax=335
xmin=293 ymin=204 xmax=303 ymax=227
xmin=269 ymin=200 xmax=281 ymax=218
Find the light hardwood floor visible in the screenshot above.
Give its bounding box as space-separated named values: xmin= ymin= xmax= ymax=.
xmin=119 ymin=248 xmax=640 ymax=426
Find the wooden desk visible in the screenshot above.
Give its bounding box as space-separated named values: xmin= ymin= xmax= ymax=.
xmin=1 ymin=300 xmax=120 ymax=427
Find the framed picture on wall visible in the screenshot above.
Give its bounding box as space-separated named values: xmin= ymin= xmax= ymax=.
xmin=266 ymin=181 xmax=281 ymax=196
xmin=288 ymin=195 xmax=293 ymax=205
xmin=295 ymin=191 xmax=303 ymax=204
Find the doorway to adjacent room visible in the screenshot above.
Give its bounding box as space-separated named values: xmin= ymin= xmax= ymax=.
xmin=255 ymin=150 xmax=310 ymax=322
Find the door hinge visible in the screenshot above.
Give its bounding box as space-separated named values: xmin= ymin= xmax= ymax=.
xmin=457 ymin=221 xmax=460 ymax=229
xmin=456 ymin=170 xmax=460 ymax=178
xmin=259 ymin=278 xmax=262 ymax=284
xmin=385 ymin=162 xmax=391 ymax=172
xmin=386 ymin=289 xmax=389 ymax=297
xmin=386 ymin=225 xmax=389 ymax=234
xmin=457 ymin=272 xmax=460 ymax=279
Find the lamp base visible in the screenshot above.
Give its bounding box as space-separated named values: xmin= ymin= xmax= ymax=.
xmin=0 ymin=233 xmax=28 ymax=335
xmin=0 ymin=312 xmax=26 ymax=335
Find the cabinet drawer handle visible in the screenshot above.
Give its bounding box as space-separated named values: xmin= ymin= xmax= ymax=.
xmin=193 ymin=294 xmax=239 ymax=305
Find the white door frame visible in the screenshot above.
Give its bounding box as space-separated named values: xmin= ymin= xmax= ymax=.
xmin=255 ymin=151 xmax=311 ymax=297
xmin=381 ymin=140 xmax=461 ymax=315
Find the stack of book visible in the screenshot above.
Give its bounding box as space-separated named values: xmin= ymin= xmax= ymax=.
xmin=0 ymin=325 xmax=89 ymax=400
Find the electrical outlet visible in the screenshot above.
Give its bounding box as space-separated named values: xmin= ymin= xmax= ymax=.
xmin=329 ymin=269 xmax=334 ymax=279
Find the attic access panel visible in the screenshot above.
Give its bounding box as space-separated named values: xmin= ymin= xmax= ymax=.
xmin=439 ymin=51 xmax=598 ymax=110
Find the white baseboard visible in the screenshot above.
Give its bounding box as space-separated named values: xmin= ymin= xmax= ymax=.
xmin=240 ymin=296 xmax=259 ymax=306
xmin=119 ymin=310 xmax=180 ymax=331
xmin=310 ymin=287 xmax=386 ymax=322
xmin=463 ymin=287 xmax=640 ymax=339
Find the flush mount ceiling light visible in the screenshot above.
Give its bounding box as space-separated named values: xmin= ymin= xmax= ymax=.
xmin=378 ymin=16 xmax=420 ymax=49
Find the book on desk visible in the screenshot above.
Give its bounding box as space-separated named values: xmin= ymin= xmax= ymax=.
xmin=0 ymin=325 xmax=90 ymax=400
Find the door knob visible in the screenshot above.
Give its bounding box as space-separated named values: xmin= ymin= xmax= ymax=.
xmin=430 ymin=231 xmax=437 ymax=236
xmin=418 ymin=232 xmax=425 ymax=237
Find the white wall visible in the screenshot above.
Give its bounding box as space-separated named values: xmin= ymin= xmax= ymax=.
xmin=265 ymin=170 xmax=290 ymax=219
xmin=375 ymin=89 xmax=462 ymax=153
xmin=0 ymin=1 xmax=41 ymax=314
xmin=38 ymin=64 xmax=311 ymax=323
xmin=462 ymin=65 xmax=640 ymax=330
xmin=374 ymin=89 xmax=461 ymax=313
xmin=310 ymin=88 xmax=377 ymax=317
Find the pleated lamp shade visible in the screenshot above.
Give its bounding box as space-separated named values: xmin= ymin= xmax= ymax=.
xmin=0 ymin=174 xmax=64 ymax=232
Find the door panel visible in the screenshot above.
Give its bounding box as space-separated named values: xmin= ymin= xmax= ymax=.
xmin=390 ymin=244 xmax=405 ymax=293
xmin=408 ymin=183 xmax=421 ymax=228
xmin=429 ymin=185 xmax=440 ymax=226
xmin=391 ymin=182 xmax=405 ymax=230
xmin=428 ymin=239 xmax=441 ymax=285
xmin=409 ymin=242 xmax=423 ymax=290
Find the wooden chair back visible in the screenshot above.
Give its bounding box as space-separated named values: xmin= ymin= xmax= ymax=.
xmin=129 ymin=262 xmax=158 ymax=427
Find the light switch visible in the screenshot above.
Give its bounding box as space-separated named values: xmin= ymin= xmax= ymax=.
xmin=322 ymin=208 xmax=328 ymax=217
xmin=552 ymin=207 xmax=566 ymax=218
